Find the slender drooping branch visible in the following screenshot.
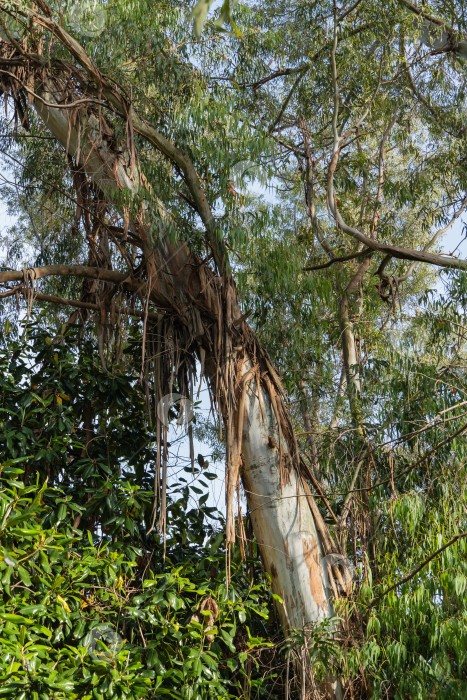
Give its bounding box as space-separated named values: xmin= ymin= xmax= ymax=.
xmin=371 ymin=111 xmax=398 ymax=238
xmin=402 ymin=43 xmax=466 ymax=137
xmin=249 ymin=20 xmax=375 ymax=90
xmin=368 ymin=531 xmax=467 ymax=607
xmin=25 ymin=291 xmax=160 ymax=321
xmin=302 ymin=122 xmax=336 ymax=261
xmin=268 ymin=66 xmax=308 ymax=134
xmin=304 ymin=249 xmax=374 ymax=270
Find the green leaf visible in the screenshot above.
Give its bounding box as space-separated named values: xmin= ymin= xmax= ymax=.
xmin=190 ymin=0 xmax=215 ymax=38
xmin=17 ymin=565 xmax=32 ymax=587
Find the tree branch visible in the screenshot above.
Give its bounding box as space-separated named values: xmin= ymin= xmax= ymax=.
xmin=368 ymin=531 xmax=467 ymax=607
xmin=268 ymin=66 xmax=309 ymax=134
xmin=32 ymin=292 xmax=160 ymax=321
xmin=395 ymin=196 xmax=467 ymax=283
xmin=304 ymin=249 xmax=374 ymax=271
xmin=0 ymin=265 xmax=129 ymax=286
xmin=401 ymin=0 xmax=465 ymax=36
xmin=249 ymin=21 xmax=375 ymax=90
xmin=327 ymin=170 xmax=467 ymax=271
xmin=349 ymin=420 xmax=467 ymax=496
xmin=2 ymin=4 xmax=228 ymax=274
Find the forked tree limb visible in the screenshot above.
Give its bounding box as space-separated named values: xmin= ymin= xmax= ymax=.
xmin=328 ymin=178 xmax=467 ymax=272
xmin=394 ymin=197 xmax=467 ymax=283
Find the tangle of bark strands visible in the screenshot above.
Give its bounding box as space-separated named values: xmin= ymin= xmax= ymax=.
xmin=130 ymin=263 xmax=324 ymax=572
xmin=0 ymin=38 xmax=344 ymax=592
xmin=0 ymin=42 xmax=30 ymax=129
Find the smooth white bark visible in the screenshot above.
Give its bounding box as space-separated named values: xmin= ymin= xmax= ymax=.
xmin=240 ymin=370 xmax=343 ymax=699
xmin=241 ymin=374 xmax=333 ymax=631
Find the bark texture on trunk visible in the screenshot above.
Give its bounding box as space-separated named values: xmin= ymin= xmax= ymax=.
xmin=241 ymin=370 xmax=333 ymax=631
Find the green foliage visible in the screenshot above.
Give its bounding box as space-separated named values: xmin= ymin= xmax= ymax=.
xmin=190 ymin=0 xmax=241 ymax=38
xmin=317 ymin=274 xmax=467 ymax=698
xmin=2 ymin=1 xmax=467 ymax=697
xmin=0 ymin=321 xmax=280 ymax=699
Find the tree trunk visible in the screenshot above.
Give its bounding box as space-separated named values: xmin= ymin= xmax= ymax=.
xmin=238 ymin=367 xmax=334 ymax=633
xmin=240 ymin=364 xmax=342 ymax=699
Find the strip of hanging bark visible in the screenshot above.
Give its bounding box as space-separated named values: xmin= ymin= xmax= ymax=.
xmin=225 ymin=363 xmax=257 ymax=544
xmin=236 ymin=475 xmax=246 ymax=561
xmin=300 ymin=477 xmax=352 ymax=596
xmin=300 ymin=455 xmax=339 ymax=526
xmin=159 ymin=422 xmax=168 ymax=559
xmin=22 ymin=267 xmax=37 ymax=319
xmin=140 ymin=272 xmax=152 ymax=381
xmin=147 ymin=320 xmax=163 ymax=535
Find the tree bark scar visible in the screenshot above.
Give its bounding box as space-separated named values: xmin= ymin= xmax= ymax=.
xmin=301 ymin=533 xmax=327 ymax=610
xmin=282 ymin=536 xmax=293 ymax=571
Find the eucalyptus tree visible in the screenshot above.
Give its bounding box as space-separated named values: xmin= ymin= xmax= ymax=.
xmin=0 ymin=1 xmax=346 ymax=698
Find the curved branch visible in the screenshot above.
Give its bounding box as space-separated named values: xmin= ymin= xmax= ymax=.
xmin=249 ymin=21 xmax=375 ymax=90
xmin=327 ymin=160 xmax=467 ymax=271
